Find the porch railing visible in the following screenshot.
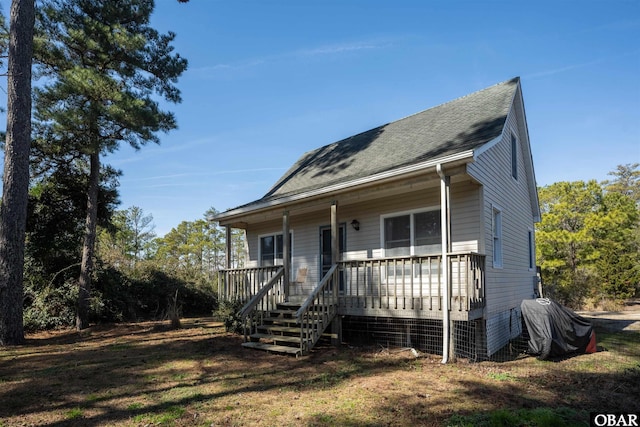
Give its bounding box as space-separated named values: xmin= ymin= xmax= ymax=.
xmin=295 ymin=264 xmax=339 ymax=354
xmin=449 ymin=253 xmax=485 ymax=311
xmin=236 ymin=267 xmax=285 ymax=343
xmin=217 ymin=252 xmax=485 ymax=323
xmin=337 ymin=252 xmax=485 ymax=314
xmin=218 ymin=266 xmax=285 ymax=304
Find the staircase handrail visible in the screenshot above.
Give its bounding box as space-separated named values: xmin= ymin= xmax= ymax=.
xmin=238 ymin=267 xmax=285 ymax=320
xmin=295 ymin=264 xmax=337 ymax=320
xmin=294 ymin=264 xmax=338 ymax=354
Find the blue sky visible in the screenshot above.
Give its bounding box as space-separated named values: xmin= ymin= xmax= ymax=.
xmin=5 ymin=1 xmax=640 ymax=236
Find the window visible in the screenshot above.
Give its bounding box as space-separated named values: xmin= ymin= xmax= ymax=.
xmin=259 ymin=233 xmax=292 ymax=266
xmin=528 ymin=229 xmax=535 ymax=270
xmin=384 ymin=215 xmax=411 ymax=256
xmin=511 ymin=134 xmax=518 ymax=180
xmin=382 ymin=208 xmax=441 ymax=256
xmin=415 ymin=210 xmax=442 ymax=252
xmin=492 ymin=207 xmax=503 ymax=268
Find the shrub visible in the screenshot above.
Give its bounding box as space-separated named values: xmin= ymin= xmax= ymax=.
xmin=93 ymin=264 xmax=217 ymax=323
xmin=24 ymin=280 xmax=78 ymax=332
xmin=22 ymin=259 xmax=218 ymax=331
xmin=215 ymin=297 xmax=246 ymax=334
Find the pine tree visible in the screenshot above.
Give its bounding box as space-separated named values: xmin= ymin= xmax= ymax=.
xmin=34 ymin=0 xmax=187 ymax=329
xmin=537 ymin=179 xmax=640 ymax=307
xmin=0 ymin=0 xmax=35 ymax=345
xmin=602 ymin=163 xmax=640 ymax=205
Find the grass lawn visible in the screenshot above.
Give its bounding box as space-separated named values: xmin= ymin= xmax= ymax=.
xmin=0 ymin=318 xmax=638 ymax=426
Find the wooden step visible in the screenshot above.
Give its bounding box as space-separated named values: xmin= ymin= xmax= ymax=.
xmin=263 ymin=316 xmax=300 ymax=326
xmin=250 ymin=333 xmax=303 ymax=344
xmin=241 ymin=341 xmax=301 ymax=356
xmin=268 ymin=309 xmax=298 ymax=317
xmin=263 ymin=316 xmax=324 ymax=326
xmin=267 ymin=310 xmax=325 ymax=320
xmin=277 ymin=301 xmax=302 ymax=310
xmin=257 ymin=325 xmax=310 ymax=335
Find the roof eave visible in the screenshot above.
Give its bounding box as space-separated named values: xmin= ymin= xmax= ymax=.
xmin=213 ymin=150 xmax=475 ymax=224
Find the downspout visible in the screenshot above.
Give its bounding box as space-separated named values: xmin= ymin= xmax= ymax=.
xmin=437 ymin=164 xmax=450 ymax=364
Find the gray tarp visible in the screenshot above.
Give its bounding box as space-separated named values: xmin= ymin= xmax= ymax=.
xmin=521 ymin=298 xmax=595 ymax=360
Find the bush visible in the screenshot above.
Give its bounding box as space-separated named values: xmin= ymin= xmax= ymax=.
xmin=215 ymin=297 xmax=246 ymax=334
xmin=93 ymin=263 xmax=217 ymax=323
xmin=22 ymin=259 xmax=218 ymax=331
xmin=24 ymin=280 xmax=78 ymax=332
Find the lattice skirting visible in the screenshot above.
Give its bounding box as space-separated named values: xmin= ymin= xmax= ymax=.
xmin=341 ymin=315 xmax=526 ymax=361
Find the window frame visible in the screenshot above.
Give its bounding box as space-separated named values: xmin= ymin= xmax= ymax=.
xmin=511 ymin=133 xmax=518 ymax=181
xmin=492 ymin=205 xmax=503 ymax=269
xmin=528 ymin=228 xmax=535 ymax=271
xmin=258 ymin=231 xmax=293 ymax=267
xmin=380 ymin=206 xmax=442 ymax=257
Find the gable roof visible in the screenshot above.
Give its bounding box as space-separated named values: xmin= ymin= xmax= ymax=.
xmin=265 ymin=77 xmax=520 ymax=200
xmin=216 ymin=77 xmax=521 ymax=220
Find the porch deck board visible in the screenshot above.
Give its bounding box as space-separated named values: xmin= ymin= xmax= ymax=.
xmin=341 ymin=304 xmax=485 ymax=320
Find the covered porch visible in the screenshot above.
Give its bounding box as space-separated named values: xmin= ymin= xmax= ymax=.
xmin=214 ymin=165 xmax=486 ymax=356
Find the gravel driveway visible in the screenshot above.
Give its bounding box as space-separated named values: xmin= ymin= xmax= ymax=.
xmin=578 ymin=301 xmax=640 ymax=332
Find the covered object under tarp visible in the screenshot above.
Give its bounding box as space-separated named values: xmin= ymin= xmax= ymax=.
xmin=521 ymin=298 xmax=596 ymax=360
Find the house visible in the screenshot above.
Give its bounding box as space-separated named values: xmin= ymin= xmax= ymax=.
xmin=213 ymin=77 xmax=541 ymax=361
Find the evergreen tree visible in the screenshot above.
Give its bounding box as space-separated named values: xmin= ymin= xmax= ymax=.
xmin=591 ymin=190 xmax=640 ymax=301
xmin=602 ymin=163 xmax=640 ymax=205
xmin=26 ymin=160 xmax=120 ymax=278
xmin=128 ymin=206 xmax=156 ymax=264
xmin=151 ymin=208 xmax=237 ymax=286
xmin=537 ymin=181 xmax=602 ymax=306
xmin=0 ymin=0 xmax=35 ymax=345
xmin=97 ymin=206 xmax=155 ymax=270
xmin=537 ymin=179 xmax=640 ymax=307
xmin=34 ymin=0 xmax=187 ymax=329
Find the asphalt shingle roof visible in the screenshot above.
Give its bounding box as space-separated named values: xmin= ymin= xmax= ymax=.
xmin=260 ymin=77 xmax=519 ymax=202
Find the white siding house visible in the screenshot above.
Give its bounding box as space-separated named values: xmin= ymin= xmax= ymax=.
xmin=214 ymin=77 xmax=540 ymax=359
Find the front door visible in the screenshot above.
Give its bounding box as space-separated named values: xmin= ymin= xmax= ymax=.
xmin=320 ymin=225 xmax=345 ymax=290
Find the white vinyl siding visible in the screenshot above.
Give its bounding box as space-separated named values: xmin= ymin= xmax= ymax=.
xmin=467 ymin=88 xmax=538 ymax=354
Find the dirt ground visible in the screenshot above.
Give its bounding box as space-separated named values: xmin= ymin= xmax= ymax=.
xmin=1 ymin=317 xmax=639 ymax=427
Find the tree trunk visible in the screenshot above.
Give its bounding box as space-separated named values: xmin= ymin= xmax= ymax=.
xmin=0 ymin=0 xmax=35 ymax=346
xmin=76 ymin=152 xmax=100 ymax=330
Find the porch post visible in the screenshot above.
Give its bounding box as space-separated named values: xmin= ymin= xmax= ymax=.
xmin=225 ymin=226 xmax=232 ymax=269
xmin=221 ymin=225 xmax=232 ymax=302
xmin=283 ymin=211 xmax=290 ymax=301
xmin=331 ymin=201 xmax=339 ymax=267
xmin=330 ymin=201 xmax=342 ymax=346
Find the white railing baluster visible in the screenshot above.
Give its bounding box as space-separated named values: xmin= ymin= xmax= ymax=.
xmin=333 ymin=253 xmax=485 ymax=318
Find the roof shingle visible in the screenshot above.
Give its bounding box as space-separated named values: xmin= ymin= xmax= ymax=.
xmin=262 ymin=77 xmax=519 ymax=201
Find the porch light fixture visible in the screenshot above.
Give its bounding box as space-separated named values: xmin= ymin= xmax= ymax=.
xmin=351 ymin=219 xmax=360 ymax=231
